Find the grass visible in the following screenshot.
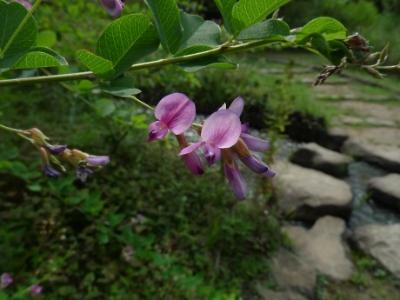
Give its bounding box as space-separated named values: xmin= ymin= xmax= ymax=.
xmin=316 ymin=250 xmax=400 ymax=300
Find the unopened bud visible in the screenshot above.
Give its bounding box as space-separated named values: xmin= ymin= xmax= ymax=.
xmin=28 ymin=128 xmax=49 ymax=146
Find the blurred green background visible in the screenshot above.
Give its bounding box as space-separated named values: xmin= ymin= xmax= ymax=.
xmin=0 ymin=1 xmax=399 ymax=299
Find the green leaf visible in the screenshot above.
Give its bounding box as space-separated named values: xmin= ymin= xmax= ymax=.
xmin=232 ymin=0 xmax=291 ymax=33
xmin=102 ymin=76 xmax=142 ymax=98
xmin=178 ymin=46 xmax=236 ymax=72
xmin=328 ymin=40 xmax=351 ymax=65
xmin=12 ymin=47 xmax=67 ymax=69
xmin=0 ymin=1 xmax=37 ymax=68
xmin=145 ymin=0 xmax=182 ymax=54
xmin=306 ymin=34 xmax=331 ymax=60
xmin=214 ymin=0 xmax=237 ymax=33
xmin=36 ymin=30 xmax=57 ymax=48
xmin=96 ymin=14 xmax=160 ymax=76
xmin=178 ymin=12 xmax=221 ymax=52
xmin=76 ymin=49 xmax=115 ymax=77
xmin=237 ymin=19 xmax=290 ymax=41
xmin=94 ymin=98 xmax=116 ymax=117
xmin=298 ymin=17 xmax=347 ymax=41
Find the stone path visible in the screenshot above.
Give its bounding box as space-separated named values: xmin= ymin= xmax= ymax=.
xmin=258 ymin=62 xmax=400 ymax=300
xmin=273 ymin=161 xmax=352 ymax=222
xmin=352 ymin=224 xmax=400 ymax=279
xmin=255 ymin=55 xmax=400 ymax=300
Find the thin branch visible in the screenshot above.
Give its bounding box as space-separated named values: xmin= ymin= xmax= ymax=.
xmin=0 ymin=123 xmax=26 ymax=134
xmin=128 ymin=96 xmax=154 ymax=111
xmin=0 ymin=39 xmax=280 ymax=87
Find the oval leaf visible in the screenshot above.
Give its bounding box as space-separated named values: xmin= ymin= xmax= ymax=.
xmin=76 ymin=49 xmax=115 ymax=77
xmin=214 ymin=0 xmax=237 ymax=33
xmin=298 ymin=17 xmax=347 ymax=41
xmin=237 ymin=19 xmax=290 ymax=41
xmin=0 ymin=1 xmax=37 ymax=68
xmin=145 ymin=0 xmax=182 ymax=54
xmin=102 ymin=76 xmax=142 ymax=98
xmin=232 ymin=0 xmax=291 ymax=34
xmin=179 ymin=12 xmax=221 ymax=52
xmin=95 ymin=14 xmax=160 ymax=76
xmin=13 ymin=47 xmax=68 ymax=69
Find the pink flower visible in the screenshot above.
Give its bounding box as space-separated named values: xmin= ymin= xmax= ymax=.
xmin=149 ymin=93 xmax=203 ymax=175
xmin=222 ymin=150 xmax=247 ymax=200
xmin=209 ymin=97 xmax=275 ymax=199
xmin=1 ymin=273 xmax=13 ymax=289
xmin=148 ymin=93 xmax=196 ymax=142
xmin=179 ymin=110 xmax=242 ymax=165
xmin=100 ymin=0 xmax=124 ymax=17
xmin=227 ymin=97 xmax=270 ymax=152
xmin=14 ymin=0 xmax=32 ymax=10
xmin=176 ymin=134 xmax=204 ymax=176
xmin=226 ymin=97 xmax=275 ymax=177
xmin=29 ymin=284 xmax=43 ymax=296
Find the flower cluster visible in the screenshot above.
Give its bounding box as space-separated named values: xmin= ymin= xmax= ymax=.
xmin=22 ymin=128 xmax=110 ymax=183
xmin=1 ymin=273 xmax=43 ymax=296
xmin=148 ymin=93 xmax=275 ymax=200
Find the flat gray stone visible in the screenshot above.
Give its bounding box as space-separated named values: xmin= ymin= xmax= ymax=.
xmin=291 ymin=143 xmax=352 ymax=177
xmin=273 ymin=162 xmax=352 ymax=221
xmin=284 ymin=216 xmax=354 ymax=281
xmin=320 ymin=127 xmax=349 ymax=151
xmin=353 ymin=224 xmax=400 ymax=279
xmin=256 ymin=286 xmax=307 ymax=300
xmin=271 ymin=248 xmax=316 ymax=298
xmin=368 ymin=174 xmax=400 ymax=211
xmin=343 ymin=139 xmax=400 ymax=172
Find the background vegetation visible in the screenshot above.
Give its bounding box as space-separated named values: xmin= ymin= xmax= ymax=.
xmin=1 ymin=0 xmax=399 ymax=299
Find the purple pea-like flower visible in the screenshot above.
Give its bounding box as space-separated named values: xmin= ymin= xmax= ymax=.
xmin=176 ymin=135 xmax=204 ymax=175
xmin=100 ymin=0 xmax=125 ymax=17
xmin=86 ymin=155 xmax=110 ymax=167
xmin=46 ymin=144 xmax=67 ymax=155
xmin=179 ymin=110 xmax=242 ymax=165
xmin=76 ymin=156 xmax=109 ymax=182
xmin=76 ymin=167 xmax=94 ymax=183
xmin=148 ymin=93 xmax=196 ymax=142
xmin=226 ymin=97 xmax=275 ymax=178
xmin=14 ymin=0 xmax=32 ymax=10
xmin=223 ymin=150 xmax=247 ymax=200
xmin=39 ymin=147 xmax=61 ymax=178
xmin=228 ymin=97 xmax=270 ymax=152
xmin=43 ymin=164 xmax=61 ymax=178
xmin=0 ymin=273 xmax=13 ymax=289
xmin=29 ymin=284 xmax=43 ymax=296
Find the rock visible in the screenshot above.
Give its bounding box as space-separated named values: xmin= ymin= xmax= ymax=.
xmin=273 ymin=162 xmax=352 ymax=222
xmin=256 ymin=286 xmax=307 ymax=300
xmin=353 ymin=224 xmax=400 ymax=279
xmin=284 ymin=216 xmax=354 ymax=281
xmin=319 ymin=127 xmax=349 ymax=151
xmin=343 ymin=139 xmax=400 ymax=172
xmin=271 ymin=248 xmax=316 ymax=298
xmin=339 ymin=127 xmax=400 ymax=148
xmin=290 ymin=143 xmax=352 ymax=177
xmin=368 ymin=174 xmax=400 ymax=211
xmin=338 ymin=116 xmax=397 ymax=128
